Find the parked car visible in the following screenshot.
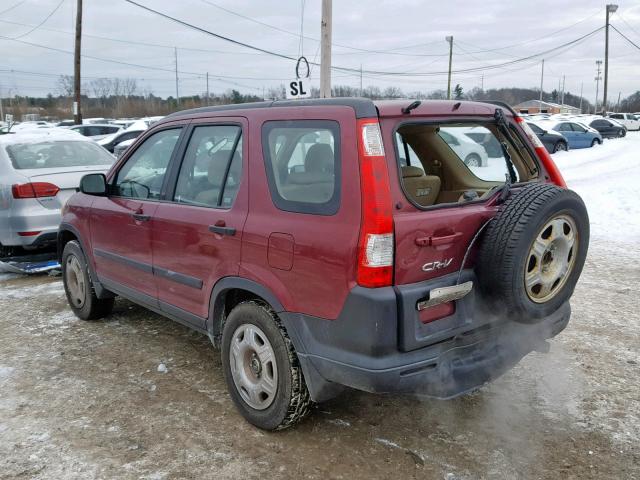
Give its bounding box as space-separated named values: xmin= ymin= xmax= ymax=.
xmin=439 ymin=127 xmax=489 ymax=166
xmin=59 ymin=98 xmax=589 ymax=430
xmin=537 ymin=120 xmax=602 ymax=149
xmin=112 ymin=137 xmax=136 ymax=158
xmin=98 ymin=127 xmax=146 ymax=153
xmin=68 ymin=124 xmax=122 ymax=140
xmin=0 ymin=130 xmax=115 ymax=256
xmin=587 ymin=118 xmax=626 ymax=138
xmin=525 ymin=122 xmax=568 ymax=153
xmin=607 ymin=113 xmax=640 ymax=131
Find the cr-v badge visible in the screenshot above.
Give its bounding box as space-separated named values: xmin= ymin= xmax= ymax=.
xmin=422 ymin=258 xmax=453 ymax=272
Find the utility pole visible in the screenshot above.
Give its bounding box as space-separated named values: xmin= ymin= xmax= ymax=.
xmin=174 ymin=47 xmax=179 ymax=106
xmin=616 ymin=91 xmax=621 ymax=112
xmin=561 ymin=75 xmax=565 ymax=106
xmin=446 ymin=36 xmax=453 ymax=100
xmin=539 ymin=60 xmax=544 ymax=103
xmin=0 ymin=83 xmax=4 ymax=123
xmin=595 ymin=60 xmax=602 ymax=114
xmin=205 ymin=72 xmax=210 ymax=106
xmin=73 ymin=0 xmax=82 ymax=125
xmin=359 ymin=64 xmax=363 ymax=97
xmin=603 ymin=4 xmax=618 ymax=114
xmin=579 ymin=82 xmax=584 ymax=112
xmin=480 ymin=74 xmax=484 ymax=91
xmin=319 ymin=0 xmax=332 ymax=98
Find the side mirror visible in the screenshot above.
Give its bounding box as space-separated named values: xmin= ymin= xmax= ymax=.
xmin=79 ymin=173 xmax=107 ymax=196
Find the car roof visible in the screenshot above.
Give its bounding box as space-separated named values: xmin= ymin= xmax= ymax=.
xmin=162 ymin=98 xmax=508 ymax=124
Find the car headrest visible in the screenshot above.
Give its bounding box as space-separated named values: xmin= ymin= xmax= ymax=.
xmin=304 ymin=143 xmax=334 ymax=173
xmin=401 ymin=165 xmax=425 ymax=178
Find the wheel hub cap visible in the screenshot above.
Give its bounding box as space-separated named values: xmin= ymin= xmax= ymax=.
xmin=65 ymin=255 xmax=86 ymax=308
xmin=525 ymin=215 xmax=578 ymax=303
xmin=229 ymin=323 xmax=278 ymax=410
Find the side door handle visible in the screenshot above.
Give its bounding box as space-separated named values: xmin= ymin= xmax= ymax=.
xmin=415 ymin=232 xmax=462 ymax=246
xmin=132 ymin=213 xmax=151 ymax=222
xmin=209 ymin=223 xmax=236 ymax=236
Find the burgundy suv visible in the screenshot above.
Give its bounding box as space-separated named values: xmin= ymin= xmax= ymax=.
xmin=58 ymin=98 xmax=589 ymax=430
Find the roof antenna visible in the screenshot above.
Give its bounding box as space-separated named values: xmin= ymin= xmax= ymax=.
xmin=401 ymin=100 xmax=421 ymax=114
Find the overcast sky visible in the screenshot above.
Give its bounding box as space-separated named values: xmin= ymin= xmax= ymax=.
xmin=1 ymin=0 xmax=639 ymax=104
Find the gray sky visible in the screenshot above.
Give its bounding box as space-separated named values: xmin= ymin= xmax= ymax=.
xmin=1 ymin=0 xmax=639 ymax=104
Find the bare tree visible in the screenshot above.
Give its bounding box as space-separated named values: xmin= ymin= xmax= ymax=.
xmin=90 ymin=78 xmax=112 ymax=99
xmin=121 ymin=78 xmax=137 ymax=97
xmin=57 ymin=75 xmax=74 ymax=97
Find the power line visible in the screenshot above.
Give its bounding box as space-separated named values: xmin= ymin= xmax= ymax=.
xmin=123 ymin=1 xmax=605 ymax=78
xmin=9 ymin=0 xmax=65 ymax=40
xmin=0 ymin=0 xmax=27 ymax=17
xmin=611 ymin=24 xmax=640 ymax=51
xmin=454 ymin=8 xmax=602 ymax=55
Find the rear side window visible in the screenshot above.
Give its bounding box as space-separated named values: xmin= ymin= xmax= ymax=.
xmin=262 ymin=120 xmax=340 ymax=215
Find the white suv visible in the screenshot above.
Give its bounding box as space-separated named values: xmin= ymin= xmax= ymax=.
xmin=607 ymin=113 xmax=640 ymax=131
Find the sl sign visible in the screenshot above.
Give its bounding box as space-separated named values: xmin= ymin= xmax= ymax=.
xmin=286 ymin=79 xmax=310 ymax=99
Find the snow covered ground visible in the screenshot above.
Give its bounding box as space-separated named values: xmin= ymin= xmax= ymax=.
xmin=552 ymin=132 xmax=640 ymax=244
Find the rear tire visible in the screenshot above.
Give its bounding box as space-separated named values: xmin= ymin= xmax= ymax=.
xmin=464 ymin=154 xmax=481 ymax=167
xmin=553 ymin=141 xmax=567 ymax=153
xmin=62 ymin=241 xmax=114 ymax=320
xmin=221 ymin=301 xmax=313 ymax=430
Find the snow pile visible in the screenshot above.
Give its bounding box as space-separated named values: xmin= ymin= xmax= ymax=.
xmin=552 ymin=133 xmax=640 ymax=244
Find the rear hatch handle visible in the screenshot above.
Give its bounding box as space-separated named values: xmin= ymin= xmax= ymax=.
xmin=415 ymin=232 xmax=463 ymax=247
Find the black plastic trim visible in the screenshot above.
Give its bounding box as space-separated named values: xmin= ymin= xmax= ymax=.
xmin=153 ymin=266 xmax=203 ymax=290
xmin=100 ymin=276 xmax=207 ymax=333
xmin=94 ymin=248 xmax=153 ymax=273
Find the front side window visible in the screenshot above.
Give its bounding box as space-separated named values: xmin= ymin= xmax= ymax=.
xmin=262 ymin=120 xmax=340 ymax=215
xmin=571 ymin=123 xmax=586 ymax=133
xmin=113 ymin=128 xmax=181 ymax=199
xmin=173 ymin=125 xmax=242 ymax=208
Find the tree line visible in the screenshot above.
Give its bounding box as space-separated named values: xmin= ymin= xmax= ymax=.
xmin=3 ymin=74 xmax=639 ymax=122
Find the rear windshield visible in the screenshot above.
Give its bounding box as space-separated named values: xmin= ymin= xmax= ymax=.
xmin=6 ymin=140 xmax=115 ymax=169
xmin=394 ymin=121 xmax=538 ymax=208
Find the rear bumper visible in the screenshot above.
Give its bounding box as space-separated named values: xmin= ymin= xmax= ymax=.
xmin=0 ymin=203 xmax=61 ymax=248
xmin=280 ymin=275 xmax=571 ymax=402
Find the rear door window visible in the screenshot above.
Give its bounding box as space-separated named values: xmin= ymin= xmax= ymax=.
xmin=262 ymin=120 xmax=340 ymax=215
xmin=173 ymin=125 xmax=242 ymax=208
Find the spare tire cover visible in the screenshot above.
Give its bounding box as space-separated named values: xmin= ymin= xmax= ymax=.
xmin=476 ymin=183 xmax=589 ymax=323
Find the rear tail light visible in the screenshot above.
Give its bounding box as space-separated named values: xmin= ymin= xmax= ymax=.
xmin=515 ymin=116 xmax=567 ymax=188
xmin=356 ymin=119 xmax=394 ymax=288
xmin=12 ymin=182 xmax=60 ymax=199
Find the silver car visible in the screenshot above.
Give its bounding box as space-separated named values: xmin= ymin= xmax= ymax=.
xmin=0 ymin=130 xmax=115 ymax=255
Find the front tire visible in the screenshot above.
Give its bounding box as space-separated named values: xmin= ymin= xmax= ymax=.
xmin=591 ymin=138 xmax=600 ymax=147
xmin=62 ymin=241 xmax=114 ymax=320
xmin=221 ymin=301 xmax=313 ymax=430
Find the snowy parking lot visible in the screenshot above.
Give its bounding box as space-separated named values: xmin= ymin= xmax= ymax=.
xmin=1 ymin=134 xmax=639 ymax=479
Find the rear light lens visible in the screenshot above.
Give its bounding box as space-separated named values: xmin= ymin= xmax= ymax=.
xmin=515 ymin=116 xmax=567 ymax=188
xmin=12 ymin=182 xmax=60 ymax=199
xmin=356 ymin=119 xmax=394 ymax=288
xmin=18 ymin=231 xmax=42 ymax=237
xmin=361 ymin=123 xmax=385 ymax=156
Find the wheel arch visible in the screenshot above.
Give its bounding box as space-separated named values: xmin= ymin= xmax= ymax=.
xmin=207 ymin=277 xmax=285 ymax=345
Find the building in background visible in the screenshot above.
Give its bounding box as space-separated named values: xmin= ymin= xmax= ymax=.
xmin=514 ymin=100 xmax=581 ymax=115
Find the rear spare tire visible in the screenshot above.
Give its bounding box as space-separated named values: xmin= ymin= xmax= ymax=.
xmin=476 ymin=183 xmax=589 ymax=323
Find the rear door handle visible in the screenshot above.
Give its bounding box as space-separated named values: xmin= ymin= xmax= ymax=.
xmin=209 ymin=225 xmax=236 ymax=236
xmin=132 ymin=213 xmax=151 ymax=222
